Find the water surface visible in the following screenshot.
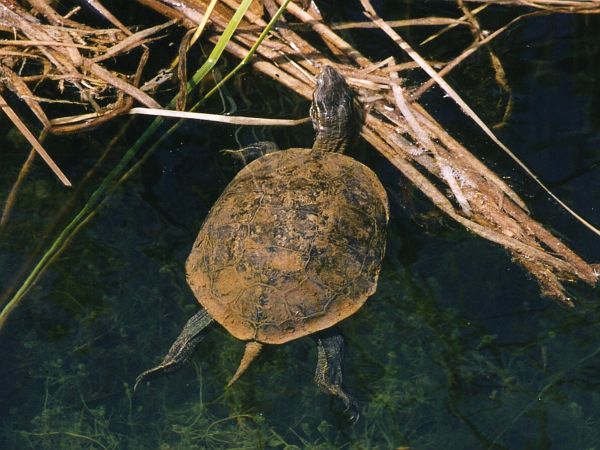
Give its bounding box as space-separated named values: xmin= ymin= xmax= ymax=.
xmin=1 ymin=2 xmax=599 ymax=449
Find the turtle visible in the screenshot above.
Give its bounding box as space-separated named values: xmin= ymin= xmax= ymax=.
xmin=135 ymin=66 xmax=389 ymax=420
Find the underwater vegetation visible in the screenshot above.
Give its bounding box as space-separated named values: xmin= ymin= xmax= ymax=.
xmin=3 ymin=237 xmax=600 ymax=449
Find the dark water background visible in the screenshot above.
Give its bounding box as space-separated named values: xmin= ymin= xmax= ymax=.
xmin=1 ymin=1 xmax=600 ymax=448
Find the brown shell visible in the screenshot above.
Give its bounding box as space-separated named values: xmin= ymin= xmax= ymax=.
xmin=185 ymin=148 xmax=389 ymax=344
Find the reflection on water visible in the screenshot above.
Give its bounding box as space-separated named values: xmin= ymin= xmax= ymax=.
xmin=1 ymin=4 xmax=600 ymax=449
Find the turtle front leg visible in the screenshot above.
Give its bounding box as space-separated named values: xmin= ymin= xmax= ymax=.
xmin=134 ymin=308 xmax=213 ymax=391
xmin=221 ymin=141 xmax=279 ymax=165
xmin=314 ymin=329 xmax=359 ymax=422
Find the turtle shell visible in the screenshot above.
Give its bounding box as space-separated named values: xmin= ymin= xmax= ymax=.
xmin=185 ymin=148 xmax=389 ymax=344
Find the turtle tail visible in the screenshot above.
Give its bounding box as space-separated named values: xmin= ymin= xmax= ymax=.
xmin=227 ymin=341 xmax=263 ymax=387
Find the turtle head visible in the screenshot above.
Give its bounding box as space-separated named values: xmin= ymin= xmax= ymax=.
xmin=310 ymin=66 xmax=361 ymax=153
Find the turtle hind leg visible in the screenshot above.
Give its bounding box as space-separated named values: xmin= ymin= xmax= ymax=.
xmin=221 ymin=141 xmax=279 ymax=165
xmin=314 ymin=329 xmax=359 ymax=423
xmin=134 ymin=308 xmax=214 ymax=392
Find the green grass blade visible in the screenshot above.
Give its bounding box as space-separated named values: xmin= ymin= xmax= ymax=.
xmin=196 ymin=0 xmax=294 ymax=106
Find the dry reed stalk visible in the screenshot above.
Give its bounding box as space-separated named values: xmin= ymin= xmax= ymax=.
xmin=459 ymin=0 xmax=600 ymax=13
xmin=412 ymin=11 xmax=533 ymax=100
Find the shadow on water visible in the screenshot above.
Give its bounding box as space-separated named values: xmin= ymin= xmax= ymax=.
xmin=1 ymin=2 xmax=600 ymax=449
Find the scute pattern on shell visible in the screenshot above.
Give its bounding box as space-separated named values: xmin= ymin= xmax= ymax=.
xmin=185 ymin=148 xmax=389 ymax=344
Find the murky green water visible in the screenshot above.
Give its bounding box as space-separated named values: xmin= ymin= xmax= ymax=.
xmin=1 ymin=3 xmax=600 ymax=449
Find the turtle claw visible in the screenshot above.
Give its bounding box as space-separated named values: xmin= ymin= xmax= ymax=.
xmin=133 ymin=367 xmax=158 ymax=393
xmin=133 ymin=358 xmax=181 ymax=393
xmin=345 ymin=404 xmax=360 ymax=424
xmin=339 ymin=396 xmax=360 ymax=423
